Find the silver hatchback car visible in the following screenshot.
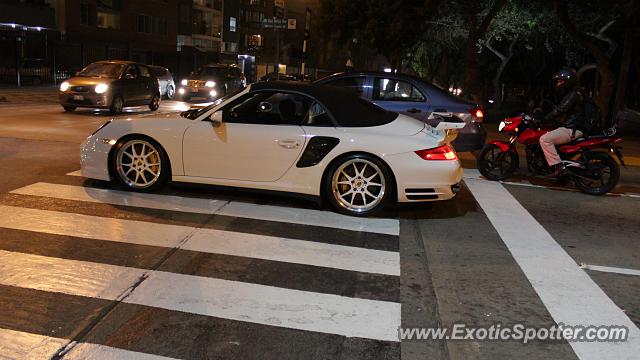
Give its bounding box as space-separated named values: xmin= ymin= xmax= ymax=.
xmin=150 ymin=66 xmax=176 ymax=100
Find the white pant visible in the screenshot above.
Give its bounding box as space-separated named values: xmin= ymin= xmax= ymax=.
xmin=539 ymin=127 xmax=583 ymax=166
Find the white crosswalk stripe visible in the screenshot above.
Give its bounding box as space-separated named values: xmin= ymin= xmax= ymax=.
xmin=0 ymin=177 xmax=402 ymax=357
xmin=0 ymin=328 xmax=179 ymax=360
xmin=11 ymin=181 xmax=400 ymax=235
xmin=0 ymin=205 xmax=399 ymax=276
xmin=0 ymin=250 xmax=401 ymax=342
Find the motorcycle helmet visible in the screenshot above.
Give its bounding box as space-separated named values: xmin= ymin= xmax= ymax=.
xmin=552 ymin=68 xmax=577 ymax=94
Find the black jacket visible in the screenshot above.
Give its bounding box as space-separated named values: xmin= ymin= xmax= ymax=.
xmin=545 ymin=88 xmax=585 ymax=133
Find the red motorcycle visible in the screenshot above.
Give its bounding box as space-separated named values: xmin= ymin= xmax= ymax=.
xmin=477 ymin=114 xmax=625 ymax=195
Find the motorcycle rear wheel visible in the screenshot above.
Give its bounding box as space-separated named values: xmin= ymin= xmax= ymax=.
xmin=477 ymin=144 xmax=518 ymax=181
xmin=573 ymin=152 xmax=619 ymax=195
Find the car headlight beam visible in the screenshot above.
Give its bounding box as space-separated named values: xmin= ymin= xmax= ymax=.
xmin=60 ymin=81 xmax=70 ymax=92
xmin=181 ymin=79 xmax=188 ymax=86
xmin=94 ymin=83 xmax=109 ymax=94
xmin=205 ymin=81 xmax=216 ymax=88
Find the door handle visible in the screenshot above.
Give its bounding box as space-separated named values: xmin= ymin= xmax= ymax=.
xmin=277 ymin=139 xmax=300 ymax=149
xmin=407 ymin=108 xmax=422 ymax=113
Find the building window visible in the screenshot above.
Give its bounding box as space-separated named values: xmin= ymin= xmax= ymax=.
xmin=247 ymin=34 xmax=263 ymax=49
xmin=137 ymin=15 xmax=151 ymax=33
xmin=97 ymin=11 xmax=120 ymax=29
xmin=230 ymin=17 xmax=236 ymax=32
xmin=81 ymin=2 xmax=96 ymax=26
xmin=153 ymin=17 xmax=167 ymax=35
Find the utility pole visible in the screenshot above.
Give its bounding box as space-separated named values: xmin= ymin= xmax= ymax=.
xmin=301 ymin=8 xmax=310 ymax=76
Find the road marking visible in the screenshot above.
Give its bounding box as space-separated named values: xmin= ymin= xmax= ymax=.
xmin=12 ymin=181 xmax=400 ymax=235
xmin=218 ymin=200 xmax=399 ymax=235
xmin=66 ymin=170 xmax=83 ymax=177
xmin=0 ymin=251 xmax=401 ymax=342
xmin=0 ymin=205 xmax=399 ymax=276
xmin=463 ymin=173 xmax=640 ymax=359
xmin=12 ymin=182 xmax=227 ymax=214
xmin=581 ymin=264 xmax=640 ymax=277
xmin=0 ymin=328 xmax=178 ymax=360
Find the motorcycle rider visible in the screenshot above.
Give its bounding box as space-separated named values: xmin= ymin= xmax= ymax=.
xmin=539 ymin=68 xmax=585 ymax=177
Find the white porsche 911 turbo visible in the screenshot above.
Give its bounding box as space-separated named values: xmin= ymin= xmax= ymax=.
xmin=81 ymin=82 xmax=463 ymax=216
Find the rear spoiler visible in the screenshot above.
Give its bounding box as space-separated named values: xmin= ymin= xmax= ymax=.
xmin=429 ymin=112 xmax=467 ymax=131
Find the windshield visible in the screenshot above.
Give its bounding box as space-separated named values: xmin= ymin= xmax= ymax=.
xmin=77 ymin=63 xmax=125 ymax=78
xmin=193 ymin=67 xmax=228 ymax=77
xmin=179 ymin=87 xmax=246 ymax=120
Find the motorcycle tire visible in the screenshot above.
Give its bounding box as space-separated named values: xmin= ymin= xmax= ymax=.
xmin=574 ymin=151 xmax=620 ymax=196
xmin=477 ymin=144 xmax=519 ymax=181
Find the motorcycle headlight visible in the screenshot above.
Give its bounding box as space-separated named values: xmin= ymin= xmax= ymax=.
xmin=94 ymin=83 xmax=109 ymax=94
xmin=498 ymin=121 xmax=506 ymax=131
xmin=181 ymin=79 xmax=188 ymax=86
xmin=60 ymin=81 xmax=70 ymax=92
xmin=205 ymin=81 xmax=216 ymax=88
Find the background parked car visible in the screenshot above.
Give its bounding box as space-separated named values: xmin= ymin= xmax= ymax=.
xmin=178 ymin=63 xmax=246 ymax=101
xmin=58 ymin=60 xmax=161 ymax=114
xmin=315 ymin=72 xmax=486 ymax=152
xmin=150 ymin=65 xmax=176 ymax=99
xmin=260 ymin=73 xmax=298 ymax=82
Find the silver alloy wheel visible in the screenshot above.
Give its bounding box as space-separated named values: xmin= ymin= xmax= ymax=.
xmin=167 ymin=85 xmax=175 ymax=99
xmin=331 ymin=158 xmax=386 ymax=213
xmin=116 ymin=140 xmax=162 ymax=189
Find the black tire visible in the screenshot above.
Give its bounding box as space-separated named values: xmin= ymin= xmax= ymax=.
xmin=574 ymin=152 xmax=620 ymax=195
xmin=149 ymin=93 xmax=160 ymax=111
xmin=477 ymin=144 xmax=518 ymax=180
xmin=166 ymin=85 xmax=175 ymax=99
xmin=323 ymin=153 xmax=394 ymax=216
xmin=110 ymin=136 xmax=170 ymax=192
xmin=110 ymin=95 xmax=124 ymax=114
xmin=62 ymin=105 xmax=76 ymax=112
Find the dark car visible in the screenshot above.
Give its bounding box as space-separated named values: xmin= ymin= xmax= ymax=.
xmin=150 ymin=65 xmax=176 ymax=99
xmin=260 ymin=72 xmax=298 ymax=82
xmin=178 ymin=63 xmax=246 ymax=101
xmin=59 ymin=60 xmax=161 ymax=114
xmin=315 ymin=72 xmax=486 ymax=151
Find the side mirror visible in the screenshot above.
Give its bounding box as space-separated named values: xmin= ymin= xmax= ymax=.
xmin=209 ymin=111 xmax=223 ymax=127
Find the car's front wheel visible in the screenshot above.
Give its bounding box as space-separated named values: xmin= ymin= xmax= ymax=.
xmin=324 ymin=154 xmax=393 ymax=216
xmin=149 ymin=93 xmax=160 ymax=111
xmin=110 ymin=96 xmax=124 ymax=114
xmin=111 ymin=137 xmax=169 ymax=192
xmin=166 ymin=85 xmax=175 ymax=99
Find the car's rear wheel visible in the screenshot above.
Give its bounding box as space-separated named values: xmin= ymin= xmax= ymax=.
xmin=62 ymin=105 xmax=76 ymax=112
xmin=149 ymin=93 xmax=160 ymax=111
xmin=166 ymin=85 xmax=175 ymax=99
xmin=111 ymin=137 xmax=169 ymax=192
xmin=110 ymin=96 xmax=124 ymax=114
xmin=324 ymin=154 xmax=393 ymax=216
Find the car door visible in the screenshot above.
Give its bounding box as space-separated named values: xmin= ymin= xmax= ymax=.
xmin=371 ymin=76 xmax=433 ymax=124
xmin=136 ymin=65 xmax=154 ymax=103
xmin=182 ymin=91 xmax=309 ymax=182
xmin=121 ymin=65 xmax=140 ymax=105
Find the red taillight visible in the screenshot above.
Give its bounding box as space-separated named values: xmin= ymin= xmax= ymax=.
xmin=415 ymin=145 xmax=457 ymax=161
xmin=470 ymin=108 xmax=484 ymax=123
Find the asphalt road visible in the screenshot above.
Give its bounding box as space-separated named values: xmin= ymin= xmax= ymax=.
xmin=0 ymin=99 xmax=638 ymax=360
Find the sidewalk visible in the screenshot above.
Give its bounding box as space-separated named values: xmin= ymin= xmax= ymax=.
xmin=0 ymin=86 xmax=58 ymax=105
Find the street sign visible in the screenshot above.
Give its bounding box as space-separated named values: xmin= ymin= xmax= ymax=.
xmin=287 ymin=19 xmax=297 ymax=30
xmin=261 ymin=18 xmax=287 ymax=29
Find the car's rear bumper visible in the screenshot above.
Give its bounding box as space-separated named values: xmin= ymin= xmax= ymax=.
xmin=453 ymin=123 xmax=486 ymax=152
xmin=387 ymin=151 xmax=463 ymax=202
xmin=59 ymin=92 xmax=112 ymax=108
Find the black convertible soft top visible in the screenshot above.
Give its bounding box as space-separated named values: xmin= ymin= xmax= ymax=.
xmin=250 ymin=81 xmax=398 ymax=127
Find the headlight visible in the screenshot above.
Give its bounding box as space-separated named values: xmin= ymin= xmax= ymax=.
xmin=498 ymin=121 xmax=506 ymax=131
xmin=60 ymin=81 xmax=70 ymax=92
xmin=181 ymin=79 xmax=188 ymax=86
xmin=205 ymin=81 xmax=216 ymax=88
xmin=94 ymin=83 xmax=109 ymax=94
